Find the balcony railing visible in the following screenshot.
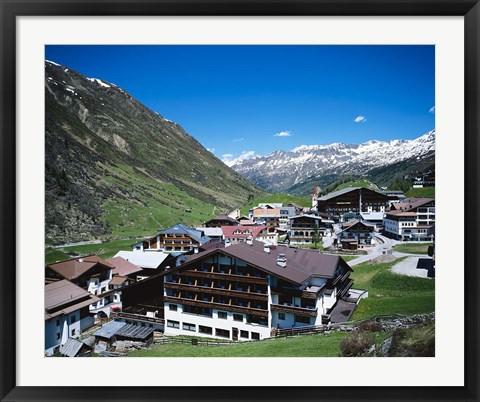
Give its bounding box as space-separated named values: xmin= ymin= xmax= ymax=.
xmin=164 ymin=295 xmax=269 ymax=318
xmin=164 ymin=282 xmax=268 ymax=300
xmin=270 ymin=303 xmax=318 ymax=317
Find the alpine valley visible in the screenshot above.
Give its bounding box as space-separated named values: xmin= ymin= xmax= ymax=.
xmin=230 ymin=130 xmax=435 ymax=195
xmin=45 ymin=61 xmax=265 ymax=244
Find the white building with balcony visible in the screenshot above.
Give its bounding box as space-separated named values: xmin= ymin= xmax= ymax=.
xmin=162 ymin=241 xmax=353 ymax=341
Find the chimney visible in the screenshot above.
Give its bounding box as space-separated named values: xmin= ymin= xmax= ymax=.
xmin=79 ymin=258 xmax=84 ymax=263
xmin=193 ymin=246 xmax=199 ymax=254
xmin=276 ymin=253 xmax=287 ymax=268
xmin=263 ymin=243 xmax=271 ymax=254
xmin=246 ymin=236 xmax=253 ymax=246
xmin=225 ymin=239 xmax=231 ymax=248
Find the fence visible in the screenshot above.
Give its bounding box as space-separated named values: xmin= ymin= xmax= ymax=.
xmin=271 ymin=313 xmax=434 ymax=338
xmin=154 ymin=336 xmax=236 ymax=347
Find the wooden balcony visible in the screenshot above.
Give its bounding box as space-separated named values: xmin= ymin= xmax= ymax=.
xmin=164 ymin=296 xmax=269 ymax=318
xmin=110 ymin=311 xmax=165 ymax=325
xmin=270 ymin=286 xmax=318 ymax=299
xmin=270 ymin=303 xmax=318 ymax=317
xmin=178 ymin=269 xmax=268 ymax=284
xmin=164 ymin=282 xmax=268 ymax=301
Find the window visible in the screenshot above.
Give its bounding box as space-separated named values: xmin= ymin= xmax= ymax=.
xmin=56 ymin=319 xmax=60 ymax=326
xmin=295 ymin=315 xmax=310 ymax=324
xmin=71 ymin=329 xmax=76 ymax=336
xmin=199 ymin=325 xmax=212 ymax=335
xmin=251 ymin=332 xmax=260 ymax=340
xmin=278 ymin=313 xmax=286 ymax=320
xmin=240 ymin=330 xmax=249 ymax=339
xmin=233 ymin=314 xmax=243 ymax=322
xmin=167 ymin=320 xmax=180 ymax=328
xmin=70 ymin=315 xmax=76 ymax=324
xmin=169 ymin=304 xmax=178 ymax=311
xmin=183 ymin=322 xmax=196 ymax=332
xmin=56 ymin=332 xmax=61 ymax=340
xmin=215 ymin=328 xmax=230 ymax=338
xmin=218 ymin=311 xmax=227 ymax=319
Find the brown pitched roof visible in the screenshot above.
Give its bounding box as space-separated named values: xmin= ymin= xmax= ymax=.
xmin=109 ymin=276 xmax=128 ymax=286
xmin=106 ymin=256 xmax=143 ymax=276
xmin=45 ymin=280 xmax=99 ymax=320
xmin=183 ymin=241 xmax=350 ymax=284
xmin=46 ymin=254 xmax=112 ymax=280
xmin=391 ymin=198 xmax=434 ymax=211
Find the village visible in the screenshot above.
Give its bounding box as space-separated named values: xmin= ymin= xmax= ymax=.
xmin=45 ymin=180 xmax=435 ymax=357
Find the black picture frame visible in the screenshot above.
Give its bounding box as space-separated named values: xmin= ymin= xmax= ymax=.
xmin=1 ymin=1 xmax=479 ymax=401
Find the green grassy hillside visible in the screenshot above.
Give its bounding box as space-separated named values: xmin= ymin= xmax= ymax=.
xmin=45 ymin=61 xmax=265 ymax=244
xmin=405 ymin=187 xmax=435 ymax=198
xmin=350 ymin=258 xmax=435 ymax=320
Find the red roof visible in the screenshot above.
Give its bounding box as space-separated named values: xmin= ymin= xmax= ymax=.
xmin=221 ymin=225 xmax=268 ymax=240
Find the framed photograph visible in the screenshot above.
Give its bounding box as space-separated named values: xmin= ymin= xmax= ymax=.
xmin=1 ymin=1 xmax=479 ymax=401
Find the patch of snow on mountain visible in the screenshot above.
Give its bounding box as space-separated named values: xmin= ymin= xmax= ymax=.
xmin=87 ymin=78 xmax=111 ymax=88
xmin=45 ymin=60 xmax=61 ymax=66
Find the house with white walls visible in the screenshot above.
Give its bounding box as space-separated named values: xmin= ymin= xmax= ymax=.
xmin=45 ymin=279 xmax=99 ymax=356
xmin=384 ymin=198 xmax=435 ymax=241
xmin=162 ymin=240 xmax=353 ymax=341
xmin=45 ymin=255 xmax=115 ymax=317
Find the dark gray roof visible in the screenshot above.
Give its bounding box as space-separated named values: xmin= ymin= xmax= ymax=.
xmin=183 ymin=241 xmax=350 ymax=284
xmin=318 ymin=187 xmax=387 ymax=201
xmin=115 ymin=324 xmax=155 ymax=340
xmin=93 ymin=321 xmax=126 ymax=339
xmin=82 ymin=336 xmax=95 ymax=348
xmin=60 ymin=337 xmax=84 ymax=357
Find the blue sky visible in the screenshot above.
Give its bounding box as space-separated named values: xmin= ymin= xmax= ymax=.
xmin=45 ymin=45 xmax=435 ymax=165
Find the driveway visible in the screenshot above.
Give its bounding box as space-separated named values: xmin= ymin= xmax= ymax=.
xmin=391 ymin=256 xmax=433 ymax=278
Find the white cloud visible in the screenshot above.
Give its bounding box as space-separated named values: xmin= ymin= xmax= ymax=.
xmin=206 ymin=147 xmax=215 ymax=153
xmin=354 ymin=116 xmax=367 ymax=123
xmin=274 ymin=131 xmax=293 ymax=137
xmin=233 ymin=137 xmax=244 ymax=142
xmin=221 ymin=151 xmax=255 ymax=167
xmin=429 ymin=106 xmax=435 ymax=113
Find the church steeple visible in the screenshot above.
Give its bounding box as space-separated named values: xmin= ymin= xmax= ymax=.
xmin=312 ymin=184 xmax=318 ymax=210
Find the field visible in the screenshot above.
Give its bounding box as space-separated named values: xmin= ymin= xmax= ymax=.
xmin=334 ymin=179 xmax=378 ymax=192
xmin=405 ymin=187 xmax=435 ymax=198
xmin=129 ymin=332 xmax=350 ymax=357
xmin=45 ymin=238 xmax=141 ymax=265
xmin=350 ymin=258 xmax=435 ymax=320
xmin=393 ymin=242 xmax=430 ymax=255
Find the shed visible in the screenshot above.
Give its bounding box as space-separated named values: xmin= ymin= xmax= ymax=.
xmin=60 ymin=337 xmax=92 ymax=357
xmin=93 ymin=320 xmax=127 ymax=352
xmin=115 ymin=324 xmax=155 ymax=346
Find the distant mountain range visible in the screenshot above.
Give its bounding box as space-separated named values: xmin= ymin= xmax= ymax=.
xmin=230 ymin=131 xmax=435 ymax=194
xmin=45 ymin=61 xmax=264 ymax=244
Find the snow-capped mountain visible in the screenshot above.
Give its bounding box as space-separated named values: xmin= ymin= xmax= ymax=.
xmin=231 ymin=130 xmax=435 ymax=192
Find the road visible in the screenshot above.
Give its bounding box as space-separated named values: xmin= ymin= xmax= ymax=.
xmin=323 ymin=225 xmax=427 ymax=267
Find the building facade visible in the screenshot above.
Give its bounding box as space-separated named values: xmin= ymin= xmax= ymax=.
xmin=45 ymin=280 xmax=99 ymax=356
xmin=162 ymin=241 xmax=353 ymax=341
xmin=384 ymin=198 xmax=435 ymax=241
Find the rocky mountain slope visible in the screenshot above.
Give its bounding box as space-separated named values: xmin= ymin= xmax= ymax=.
xmin=45 ymin=61 xmax=264 ymax=244
xmin=231 ymin=131 xmax=435 ymax=193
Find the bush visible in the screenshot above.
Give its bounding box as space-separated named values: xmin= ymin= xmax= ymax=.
xmin=388 ymin=321 xmax=435 ymax=357
xmin=340 ymin=331 xmax=374 ymax=357
xmin=357 ymin=320 xmax=383 ymax=333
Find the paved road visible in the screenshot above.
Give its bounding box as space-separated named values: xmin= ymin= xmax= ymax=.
xmin=347 ymin=233 xmax=400 ymax=266
xmin=391 ymin=256 xmax=430 ymax=278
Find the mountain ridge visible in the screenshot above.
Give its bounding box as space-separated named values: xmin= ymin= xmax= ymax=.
xmin=231 ymin=130 xmax=435 ymax=193
xmin=45 ymin=61 xmax=264 ymax=244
